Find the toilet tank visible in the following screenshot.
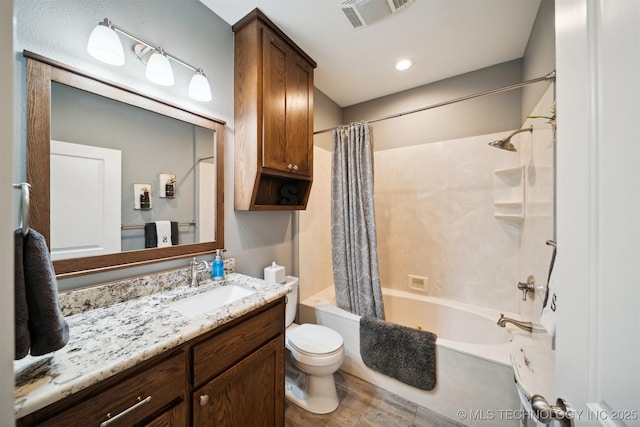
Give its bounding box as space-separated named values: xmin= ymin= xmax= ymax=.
xmin=285 ymin=276 xmax=299 ymax=327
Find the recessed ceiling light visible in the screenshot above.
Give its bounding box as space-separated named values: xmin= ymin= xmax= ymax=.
xmin=395 ymin=58 xmax=414 ymax=71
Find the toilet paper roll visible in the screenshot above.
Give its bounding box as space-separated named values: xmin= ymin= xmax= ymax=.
xmin=264 ymin=261 xmax=286 ymax=284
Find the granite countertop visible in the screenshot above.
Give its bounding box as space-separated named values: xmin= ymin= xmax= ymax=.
xmin=14 ymin=271 xmax=290 ymax=419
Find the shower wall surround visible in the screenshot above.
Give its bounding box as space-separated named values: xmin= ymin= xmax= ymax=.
xmin=300 ymin=86 xmax=555 ymax=315
xmin=298 ymin=147 xmax=334 ymax=301
xmin=518 ymin=85 xmax=556 ymax=321
xmin=373 ymin=131 xmax=522 ymax=312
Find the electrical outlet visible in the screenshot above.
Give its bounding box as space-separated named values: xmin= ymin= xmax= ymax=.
xmin=408 ymin=274 xmax=429 ymax=294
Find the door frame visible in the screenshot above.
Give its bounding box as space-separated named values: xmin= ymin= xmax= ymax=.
xmin=555 ymin=0 xmax=639 ymax=422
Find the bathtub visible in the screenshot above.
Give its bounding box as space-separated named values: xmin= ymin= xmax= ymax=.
xmin=298 ymin=287 xmax=522 ymax=426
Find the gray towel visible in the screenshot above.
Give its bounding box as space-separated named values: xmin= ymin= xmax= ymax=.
xmin=14 ymin=230 xmax=30 ymax=359
xmin=360 ymin=316 xmax=437 ymax=390
xmin=18 ymin=229 xmax=70 ymax=358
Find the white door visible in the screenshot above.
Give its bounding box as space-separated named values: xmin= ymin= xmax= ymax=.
xmin=197 ymin=159 xmax=216 ymax=242
xmin=555 ymin=0 xmax=640 ymax=425
xmin=50 ymin=140 xmax=122 ymax=260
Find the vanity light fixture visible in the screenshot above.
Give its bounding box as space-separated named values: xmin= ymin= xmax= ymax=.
xmin=86 ymin=20 xmax=125 ymax=66
xmin=87 ymin=18 xmax=212 ymax=101
xmin=145 ymin=48 xmax=174 ymax=86
xmin=188 ymin=69 xmax=213 ymax=102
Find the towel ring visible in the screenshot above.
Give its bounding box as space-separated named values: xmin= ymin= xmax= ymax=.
xmin=12 ymin=182 xmax=31 ymax=236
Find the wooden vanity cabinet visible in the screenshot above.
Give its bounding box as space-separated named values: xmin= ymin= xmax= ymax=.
xmin=17 ymin=298 xmax=286 ymax=427
xmin=17 ymin=350 xmax=189 ymax=427
xmin=191 ymin=298 xmax=285 ymax=426
xmin=193 ymin=338 xmax=283 ymax=426
xmin=233 ymin=9 xmax=316 ymax=210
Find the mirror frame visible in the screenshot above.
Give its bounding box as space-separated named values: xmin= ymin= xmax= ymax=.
xmin=25 ymin=51 xmax=225 ymax=279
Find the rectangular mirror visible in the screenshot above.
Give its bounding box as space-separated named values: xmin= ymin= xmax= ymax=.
xmin=25 ymin=51 xmax=225 ymax=278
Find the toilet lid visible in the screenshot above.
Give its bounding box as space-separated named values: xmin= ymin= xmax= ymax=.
xmin=287 ymin=323 xmax=343 ymax=355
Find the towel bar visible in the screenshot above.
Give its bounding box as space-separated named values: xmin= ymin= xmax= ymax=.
xmin=12 ymin=182 xmax=31 ymax=236
xmin=121 ymin=220 xmax=196 ymax=231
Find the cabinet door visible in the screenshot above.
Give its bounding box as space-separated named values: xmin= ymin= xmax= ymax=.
xmin=144 ymin=401 xmax=187 ymax=427
xmin=262 ymin=28 xmax=313 ymax=177
xmin=285 ymin=55 xmax=313 ymax=177
xmin=193 ymin=337 xmax=284 ymax=427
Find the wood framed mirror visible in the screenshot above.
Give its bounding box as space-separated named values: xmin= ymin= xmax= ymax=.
xmin=25 ymin=51 xmax=225 ymax=279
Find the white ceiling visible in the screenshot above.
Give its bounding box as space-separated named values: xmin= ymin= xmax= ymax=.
xmin=200 ymin=0 xmax=541 ymax=107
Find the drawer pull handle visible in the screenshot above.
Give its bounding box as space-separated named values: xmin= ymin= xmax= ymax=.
xmin=100 ymin=395 xmax=152 ymax=427
xmin=200 ymin=394 xmax=210 ymax=406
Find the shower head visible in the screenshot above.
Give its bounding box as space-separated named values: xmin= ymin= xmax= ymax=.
xmin=488 ymin=125 xmax=533 ymax=152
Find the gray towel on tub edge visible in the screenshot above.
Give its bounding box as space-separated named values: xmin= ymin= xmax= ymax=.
xmin=359 ymin=316 xmax=437 ymax=390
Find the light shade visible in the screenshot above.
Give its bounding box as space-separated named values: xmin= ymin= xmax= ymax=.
xmin=145 ymin=51 xmax=174 ymax=86
xmin=87 ymin=24 xmax=125 ymax=66
xmin=188 ymin=71 xmax=212 ymax=102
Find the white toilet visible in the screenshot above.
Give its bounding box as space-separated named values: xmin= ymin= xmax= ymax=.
xmin=284 ymin=276 xmax=344 ymax=414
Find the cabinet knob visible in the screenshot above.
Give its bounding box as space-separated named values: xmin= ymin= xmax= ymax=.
xmin=293 ymin=165 xmax=299 ymax=171
xmin=287 ymin=164 xmax=293 ymax=170
xmin=199 ymin=394 xmax=210 ymax=406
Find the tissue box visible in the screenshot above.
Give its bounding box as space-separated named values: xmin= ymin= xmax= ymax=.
xmin=264 ymin=262 xmax=286 ymax=284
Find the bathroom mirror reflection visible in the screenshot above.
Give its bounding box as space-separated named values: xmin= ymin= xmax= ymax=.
xmin=50 ymin=82 xmax=216 ymax=259
xmin=26 ymin=52 xmax=225 ymax=278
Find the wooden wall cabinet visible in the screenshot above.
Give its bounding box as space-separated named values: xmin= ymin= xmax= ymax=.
xmin=233 ymin=9 xmax=317 ymax=210
xmin=18 ymin=299 xmax=285 ymax=427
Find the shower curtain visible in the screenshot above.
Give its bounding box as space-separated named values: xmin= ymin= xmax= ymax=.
xmin=331 ymin=123 xmax=385 ymax=319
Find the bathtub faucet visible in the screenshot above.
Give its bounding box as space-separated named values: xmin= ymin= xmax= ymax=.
xmin=497 ymin=314 xmax=532 ymax=333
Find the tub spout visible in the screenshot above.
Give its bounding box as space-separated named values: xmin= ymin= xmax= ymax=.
xmin=497 ymin=314 xmax=532 ymax=333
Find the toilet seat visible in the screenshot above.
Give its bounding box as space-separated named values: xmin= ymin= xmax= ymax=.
xmin=286 ymin=324 xmax=344 ymax=367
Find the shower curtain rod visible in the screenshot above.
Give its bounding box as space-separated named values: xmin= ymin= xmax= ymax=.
xmin=313 ymin=70 xmax=556 ymax=135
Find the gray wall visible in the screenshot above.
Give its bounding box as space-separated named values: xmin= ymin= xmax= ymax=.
xmin=15 ymin=0 xmax=295 ymax=288
xmin=522 ymin=0 xmax=556 ymax=120
xmin=313 ymin=88 xmax=344 ymax=151
xmin=342 ymin=59 xmax=525 ymax=151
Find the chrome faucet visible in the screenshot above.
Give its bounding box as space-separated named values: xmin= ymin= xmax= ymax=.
xmin=190 ymin=257 xmax=209 ymax=287
xmin=497 ymin=313 xmax=533 ymax=333
xmin=517 ymin=275 xmax=536 ymax=301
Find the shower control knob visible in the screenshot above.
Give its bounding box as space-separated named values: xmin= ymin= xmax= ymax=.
xmin=199 ymin=394 xmax=209 ymax=406
xmin=517 ymin=275 xmax=536 ymax=301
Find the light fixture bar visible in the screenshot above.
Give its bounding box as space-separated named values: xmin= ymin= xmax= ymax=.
xmin=90 ymin=18 xmax=213 ymax=101
xmin=99 ymin=18 xmax=200 ymax=73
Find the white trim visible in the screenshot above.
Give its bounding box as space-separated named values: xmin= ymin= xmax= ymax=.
xmin=556 ymin=0 xmax=640 ymax=421
xmin=585 ymin=0 xmax=600 ymax=403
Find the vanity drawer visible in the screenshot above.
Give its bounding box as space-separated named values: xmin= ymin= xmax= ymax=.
xmin=33 ymin=352 xmax=187 ymax=427
xmin=192 ymin=299 xmax=284 ymax=387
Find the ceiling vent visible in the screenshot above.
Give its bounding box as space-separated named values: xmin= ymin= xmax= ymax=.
xmin=340 ymin=0 xmax=413 ymax=29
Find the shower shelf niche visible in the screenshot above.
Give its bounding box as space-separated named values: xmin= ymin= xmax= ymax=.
xmin=493 ymin=166 xmax=524 ymax=223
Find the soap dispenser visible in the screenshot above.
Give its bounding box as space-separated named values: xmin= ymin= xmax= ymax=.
xmin=212 ymin=249 xmax=225 ymax=280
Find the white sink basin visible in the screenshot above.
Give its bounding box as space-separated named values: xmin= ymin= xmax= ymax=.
xmin=167 ymin=285 xmax=256 ymax=317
